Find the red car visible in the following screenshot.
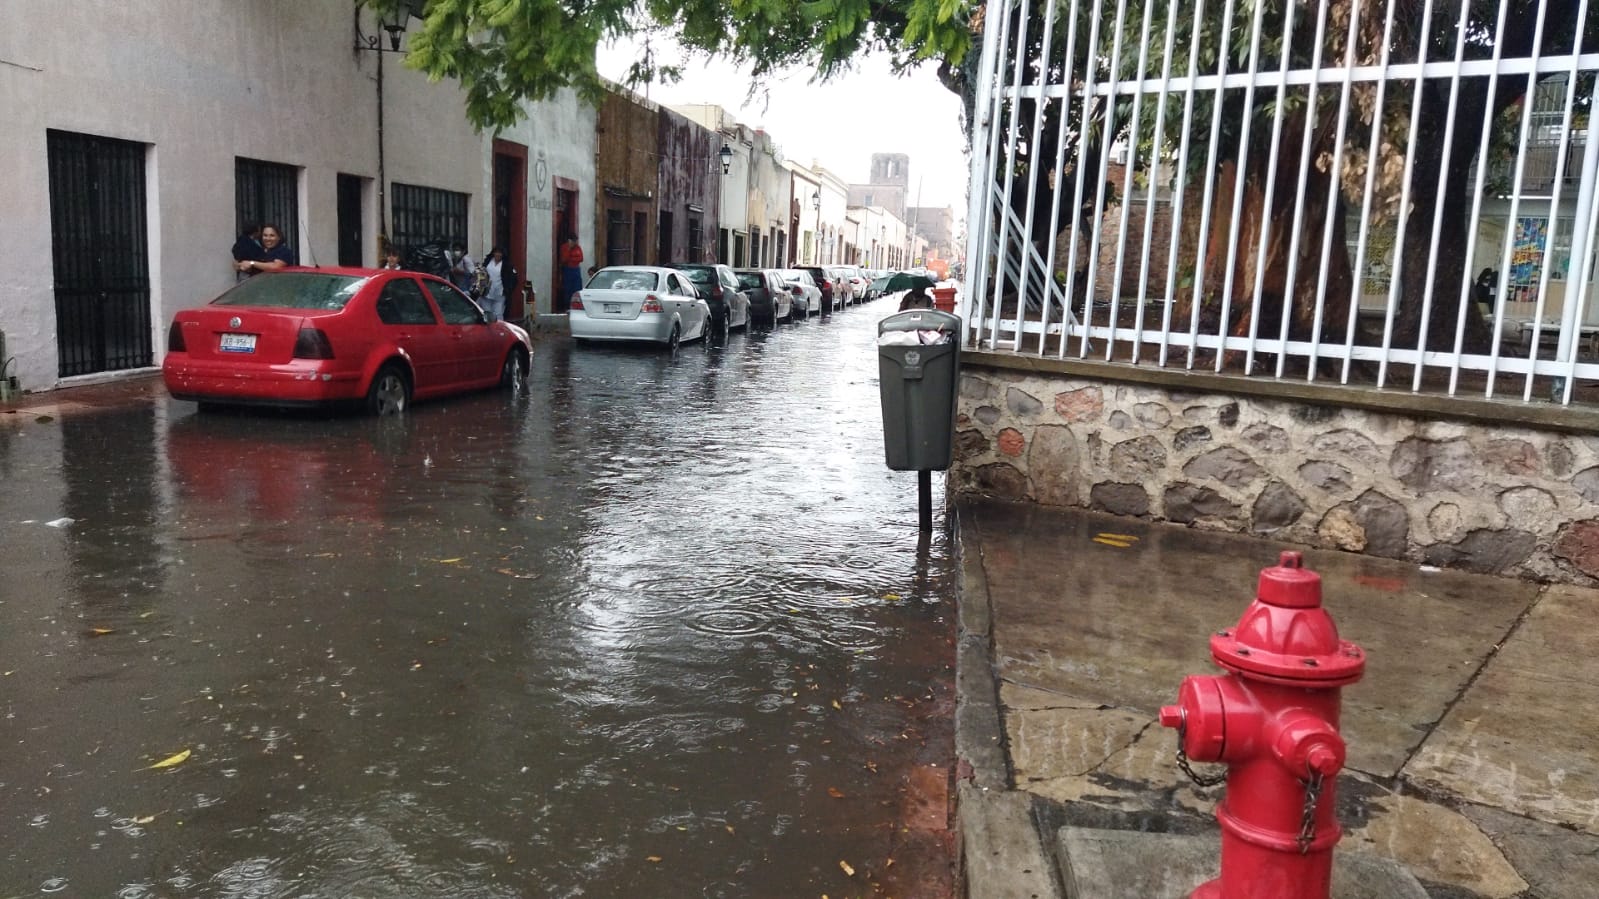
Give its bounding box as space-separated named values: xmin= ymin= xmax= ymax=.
xmin=162 ymin=267 xmax=532 ymax=414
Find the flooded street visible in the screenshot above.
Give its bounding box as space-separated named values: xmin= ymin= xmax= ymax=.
xmin=0 ymin=298 xmax=958 ymax=897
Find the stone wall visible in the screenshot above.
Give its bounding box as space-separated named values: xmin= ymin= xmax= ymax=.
xmin=952 ymin=367 xmax=1599 ymax=586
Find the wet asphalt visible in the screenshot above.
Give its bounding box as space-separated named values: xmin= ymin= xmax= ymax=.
xmin=0 ymin=298 xmax=958 ymax=898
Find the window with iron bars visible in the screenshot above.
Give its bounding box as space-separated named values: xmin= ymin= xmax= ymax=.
xmin=391 ymin=183 xmax=467 ymax=253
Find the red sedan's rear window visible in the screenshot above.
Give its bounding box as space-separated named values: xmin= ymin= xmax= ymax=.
xmin=214 ymin=273 xmax=367 ymax=310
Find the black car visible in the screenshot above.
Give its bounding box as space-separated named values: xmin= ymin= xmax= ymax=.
xmin=794 ymin=265 xmax=836 ymax=313
xmin=733 ymin=268 xmax=794 ymax=327
xmin=668 ymin=263 xmax=751 ymax=331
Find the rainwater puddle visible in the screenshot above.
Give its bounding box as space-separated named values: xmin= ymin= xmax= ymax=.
xmin=0 ymin=300 xmax=956 ymax=896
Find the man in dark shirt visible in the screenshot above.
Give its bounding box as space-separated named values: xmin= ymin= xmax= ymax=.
xmin=231 ymin=222 xmax=266 ymax=266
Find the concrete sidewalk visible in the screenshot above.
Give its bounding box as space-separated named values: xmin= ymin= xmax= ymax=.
xmin=954 ymin=496 xmax=1599 ymax=899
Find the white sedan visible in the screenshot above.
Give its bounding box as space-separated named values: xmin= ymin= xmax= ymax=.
xmin=778 ymin=269 xmax=824 ymax=319
xmin=570 ymin=266 xmax=711 ymax=350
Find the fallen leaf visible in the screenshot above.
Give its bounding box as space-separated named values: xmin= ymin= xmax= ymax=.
xmin=828 ymin=787 xmax=846 ymax=798
xmin=725 ymin=825 xmax=734 ymax=834
xmin=88 ymin=627 xmax=114 ymax=636
xmin=883 ymin=593 xmax=901 ymax=601
xmin=433 ymin=558 xmax=463 ymax=564
xmin=1093 ymin=536 xmax=1134 ymax=548
xmin=134 ymin=815 xmax=156 ymax=825
xmin=147 ymin=749 xmax=191 ymax=770
xmin=865 ymin=760 xmax=878 ymax=773
xmin=646 ymin=856 xmax=662 ymax=863
xmin=831 ymin=700 xmax=842 ymax=710
xmin=839 ymin=860 xmax=856 ymax=877
xmin=1099 ymin=532 xmax=1139 ymax=541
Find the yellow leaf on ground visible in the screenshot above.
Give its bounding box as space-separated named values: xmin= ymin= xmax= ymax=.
xmin=89 ymin=627 xmax=114 ymax=636
xmin=828 ymin=787 xmax=846 ymax=798
xmin=134 ymin=815 xmax=156 ymax=824
xmin=883 ymin=593 xmax=901 ymax=601
xmin=1098 ymin=533 xmax=1139 ymax=541
xmin=147 ymin=749 xmax=191 ymax=770
xmin=646 ymin=856 xmax=662 ymax=863
xmin=434 ymin=558 xmax=463 ymax=564
xmin=1093 ymin=536 xmax=1134 ymax=548
xmin=839 ymin=860 xmax=856 ymax=877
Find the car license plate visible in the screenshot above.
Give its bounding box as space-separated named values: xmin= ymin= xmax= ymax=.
xmin=604 ymin=304 xmax=620 ymax=314
xmin=219 ymin=333 xmax=256 ymax=353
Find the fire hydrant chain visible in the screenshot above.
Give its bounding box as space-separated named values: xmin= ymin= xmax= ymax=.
xmin=1297 ymin=768 xmax=1325 ymax=855
xmin=1174 ymin=714 xmax=1228 ymax=788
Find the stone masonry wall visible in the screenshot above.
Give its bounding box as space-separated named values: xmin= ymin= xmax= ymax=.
xmin=952 ymin=368 xmax=1599 ymax=586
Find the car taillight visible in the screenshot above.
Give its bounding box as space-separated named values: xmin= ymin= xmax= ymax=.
xmin=167 ymin=321 xmax=186 ymax=353
xmin=642 ymin=295 xmax=664 ymax=313
xmin=570 ymin=291 xmax=584 ymax=310
xmin=292 ymin=328 xmax=334 ymax=360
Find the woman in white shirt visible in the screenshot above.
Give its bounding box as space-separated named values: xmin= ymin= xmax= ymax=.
xmin=482 ymin=247 xmax=507 ymax=323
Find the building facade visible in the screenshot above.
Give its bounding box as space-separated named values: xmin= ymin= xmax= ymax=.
xmin=2 ymin=0 xmax=596 ymax=390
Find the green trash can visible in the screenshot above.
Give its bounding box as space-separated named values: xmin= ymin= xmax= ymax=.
xmin=878 ymin=309 xmax=961 ymax=471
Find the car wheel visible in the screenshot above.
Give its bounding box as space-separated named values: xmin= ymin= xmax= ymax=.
xmin=365 ymin=364 xmax=410 ymax=416
xmin=667 ymin=323 xmax=682 ymax=353
xmin=499 ymin=347 xmax=529 ymax=390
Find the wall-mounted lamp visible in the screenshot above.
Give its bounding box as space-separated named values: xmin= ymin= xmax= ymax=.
xmin=355 ymin=8 xmax=411 ymax=53
xmin=811 ymin=190 xmax=821 ymax=211
xmin=718 ymin=144 xmax=733 ymax=175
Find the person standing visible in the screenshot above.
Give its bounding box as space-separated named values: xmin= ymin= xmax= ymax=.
xmin=237 ymin=223 xmax=296 ymax=276
xmin=559 ymin=234 xmax=585 ymax=309
xmin=449 ymin=242 xmax=477 ymax=293
xmin=231 ymin=222 xmax=264 ymax=263
xmin=482 ymin=246 xmax=516 ymax=323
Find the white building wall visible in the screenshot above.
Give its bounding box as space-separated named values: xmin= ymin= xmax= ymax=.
xmin=490 ymin=91 xmax=597 ymax=316
xmin=0 ymin=0 xmax=589 ymax=392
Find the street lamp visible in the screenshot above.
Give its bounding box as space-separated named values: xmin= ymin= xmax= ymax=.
xmin=355 ymin=8 xmax=410 ymax=53
xmin=718 ymin=144 xmax=733 ymax=175
xmin=810 ymin=191 xmax=821 ymax=264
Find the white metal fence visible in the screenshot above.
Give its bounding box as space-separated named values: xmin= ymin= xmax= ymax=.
xmin=963 ymin=0 xmax=1599 ymax=404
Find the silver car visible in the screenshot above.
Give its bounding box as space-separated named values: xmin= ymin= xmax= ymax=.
xmin=778 ymin=269 xmax=823 ymax=319
xmin=569 ymin=266 xmax=711 ymax=350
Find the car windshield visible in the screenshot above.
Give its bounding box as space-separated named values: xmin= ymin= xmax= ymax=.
xmin=213 ymin=273 xmax=365 ymax=310
xmin=676 ymin=267 xmax=715 ymax=285
xmin=780 ymin=270 xmax=810 ymax=283
xmin=735 ymin=272 xmax=764 ymax=289
xmin=588 ymin=269 xmax=659 ymax=290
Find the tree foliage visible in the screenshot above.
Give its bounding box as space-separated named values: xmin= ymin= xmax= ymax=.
xmin=361 ymin=0 xmax=980 ymax=130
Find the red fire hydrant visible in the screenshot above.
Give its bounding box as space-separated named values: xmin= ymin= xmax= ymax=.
xmin=1158 ymin=551 xmax=1365 ymax=899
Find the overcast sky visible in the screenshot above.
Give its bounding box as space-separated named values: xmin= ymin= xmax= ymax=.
xmin=595 ymin=36 xmax=970 ymax=223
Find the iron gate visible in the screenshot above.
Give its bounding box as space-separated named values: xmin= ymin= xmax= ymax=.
xmin=236 ymin=157 xmax=300 ymax=256
xmin=47 ymin=129 xmax=152 ymax=378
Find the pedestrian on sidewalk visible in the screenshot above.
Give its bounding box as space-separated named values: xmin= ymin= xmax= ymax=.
xmin=482 ymin=246 xmax=517 ymax=323
xmin=449 ymin=242 xmax=477 ymax=294
xmin=231 ymin=221 xmax=266 ymax=279
xmin=238 ymin=224 xmax=296 ymax=276
xmin=559 ymin=233 xmax=585 ymax=309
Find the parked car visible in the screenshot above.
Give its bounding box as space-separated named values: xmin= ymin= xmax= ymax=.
xmin=668 ymin=263 xmax=751 ymax=332
xmin=161 ymin=268 xmax=531 ymax=415
xmin=733 ymin=268 xmax=794 ymax=327
xmin=843 ymin=267 xmax=870 ymax=302
xmin=794 ymin=265 xmax=837 ymax=313
xmin=569 ymin=266 xmax=710 ymax=350
xmin=826 ymin=266 xmax=857 ymax=306
xmin=778 ymin=269 xmax=823 ymax=319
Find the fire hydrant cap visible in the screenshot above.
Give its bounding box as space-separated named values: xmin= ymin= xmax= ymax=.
xmin=1211 ymin=551 xmax=1366 ymax=685
xmin=1258 ymin=551 xmax=1321 ymax=609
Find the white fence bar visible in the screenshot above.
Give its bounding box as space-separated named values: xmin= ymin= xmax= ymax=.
xmin=964 ymin=0 xmax=1599 ymax=407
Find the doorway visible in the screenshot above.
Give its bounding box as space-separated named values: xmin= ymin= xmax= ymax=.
xmin=553 ymin=180 xmax=578 ymax=312
xmin=492 ymin=140 xmax=528 ymax=320
xmin=337 ymin=174 xmax=365 ymax=266
xmin=47 ymin=130 xmax=152 ymax=378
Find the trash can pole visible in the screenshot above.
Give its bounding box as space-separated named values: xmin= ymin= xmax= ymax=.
xmin=918 ymin=470 xmax=932 ymax=532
